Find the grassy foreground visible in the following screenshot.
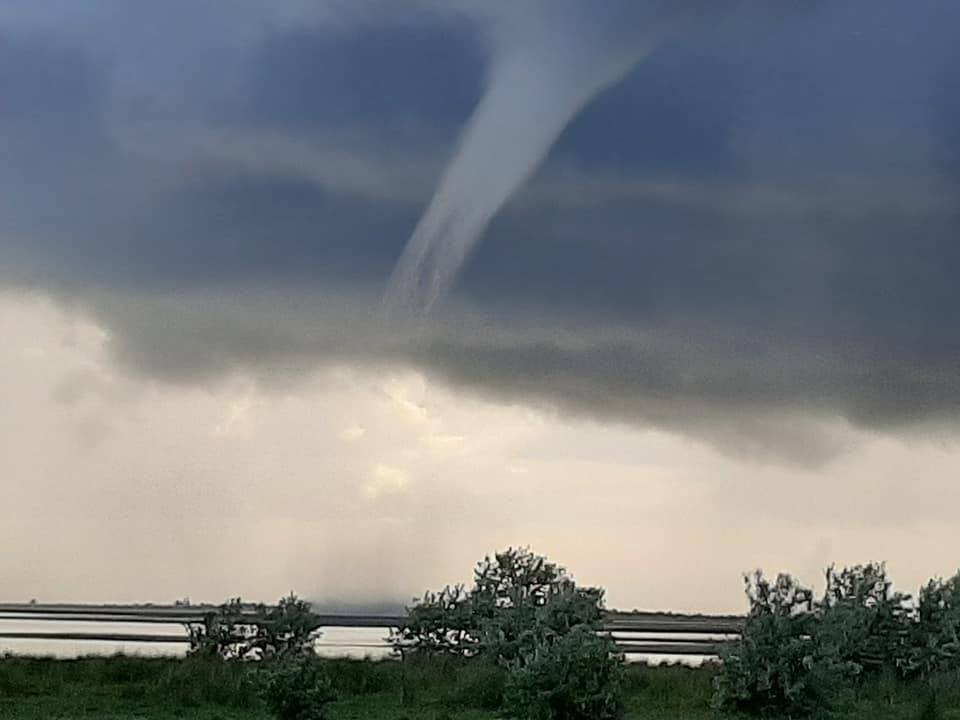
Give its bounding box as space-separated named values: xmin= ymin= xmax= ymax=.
xmin=0 ymin=654 xmax=958 ymax=720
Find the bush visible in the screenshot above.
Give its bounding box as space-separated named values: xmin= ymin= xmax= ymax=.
xmin=155 ymin=655 xmax=261 ymax=708
xmin=714 ymin=564 xmax=958 ymax=716
xmin=452 ymin=656 xmax=507 ymax=710
xmin=396 ymin=547 xmax=623 ymax=720
xmin=474 ymin=553 xmax=606 ymax=666
xmin=394 ymin=584 xmax=478 ymax=657
xmin=904 ymin=571 xmax=960 ymax=676
xmin=395 ymin=547 xmax=605 ymax=662
xmin=504 ymin=625 xmax=624 ymax=720
xmin=917 ymin=689 xmax=942 ymax=720
xmin=265 ymin=593 xmax=325 ymax=659
xmin=188 ymin=593 xmax=322 ymax=661
xmin=818 ymin=563 xmax=913 ymax=678
xmin=712 ymin=571 xmax=855 ymax=717
xmin=321 ymin=657 xmax=396 ymax=696
xmin=261 ymin=657 xmax=335 ymax=720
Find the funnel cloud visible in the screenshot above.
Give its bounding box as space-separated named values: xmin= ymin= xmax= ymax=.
xmin=384 ymin=4 xmax=651 ymax=314
xmin=382 ymin=1 xmax=813 ymax=314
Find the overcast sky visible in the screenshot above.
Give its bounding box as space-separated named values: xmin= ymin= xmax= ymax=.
xmin=2 ymin=1 xmax=959 ymax=614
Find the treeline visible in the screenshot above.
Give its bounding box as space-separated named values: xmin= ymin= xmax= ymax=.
xmin=186 ymin=551 xmax=960 ymax=720
xmin=190 ymin=547 xmax=622 ymax=720
xmin=714 ymin=563 xmax=960 ymax=717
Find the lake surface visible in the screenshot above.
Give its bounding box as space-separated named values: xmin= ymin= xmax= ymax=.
xmin=0 ymin=618 xmax=708 ymax=665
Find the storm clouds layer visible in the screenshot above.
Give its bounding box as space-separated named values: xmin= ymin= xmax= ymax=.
xmin=2 ymin=0 xmax=958 ymax=463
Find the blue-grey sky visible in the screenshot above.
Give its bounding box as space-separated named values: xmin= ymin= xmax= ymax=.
xmin=2 ymin=1 xmax=959 ymax=613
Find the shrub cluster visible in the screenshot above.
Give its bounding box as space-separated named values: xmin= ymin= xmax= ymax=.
xmin=713 ymin=563 xmax=960 ymax=717
xmin=261 ymin=657 xmax=336 ymax=720
xmin=395 ymin=547 xmax=624 ymax=720
xmin=504 ymin=625 xmax=624 ymax=720
xmin=182 ymin=551 xmax=622 ymax=720
xmin=185 ymin=592 xmax=335 ymax=720
xmin=187 ymin=592 xmax=322 ymax=661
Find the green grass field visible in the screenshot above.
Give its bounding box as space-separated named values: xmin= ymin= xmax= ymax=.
xmin=0 ymin=654 xmax=957 ymax=720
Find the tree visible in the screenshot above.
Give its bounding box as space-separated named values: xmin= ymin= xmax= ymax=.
xmin=187 ymin=593 xmax=321 ymax=661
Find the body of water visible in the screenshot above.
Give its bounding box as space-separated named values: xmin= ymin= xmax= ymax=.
xmin=0 ymin=619 xmax=710 ymax=665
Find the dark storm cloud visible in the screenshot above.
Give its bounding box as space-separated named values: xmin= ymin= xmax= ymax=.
xmin=0 ymin=34 xmax=115 ymax=242
xmin=246 ymin=21 xmax=485 ymax=134
xmin=1 ymin=1 xmax=958 ymax=462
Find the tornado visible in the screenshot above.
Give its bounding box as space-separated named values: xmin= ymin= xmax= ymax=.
xmin=383 ymin=3 xmax=652 ymax=316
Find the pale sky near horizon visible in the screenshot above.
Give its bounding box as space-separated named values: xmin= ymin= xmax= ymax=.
xmin=4 ymin=292 xmax=960 ymax=615
xmin=2 ymin=1 xmax=959 ymax=616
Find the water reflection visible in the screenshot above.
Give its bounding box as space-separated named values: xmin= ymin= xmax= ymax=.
xmin=0 ymin=619 xmax=711 ymax=664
